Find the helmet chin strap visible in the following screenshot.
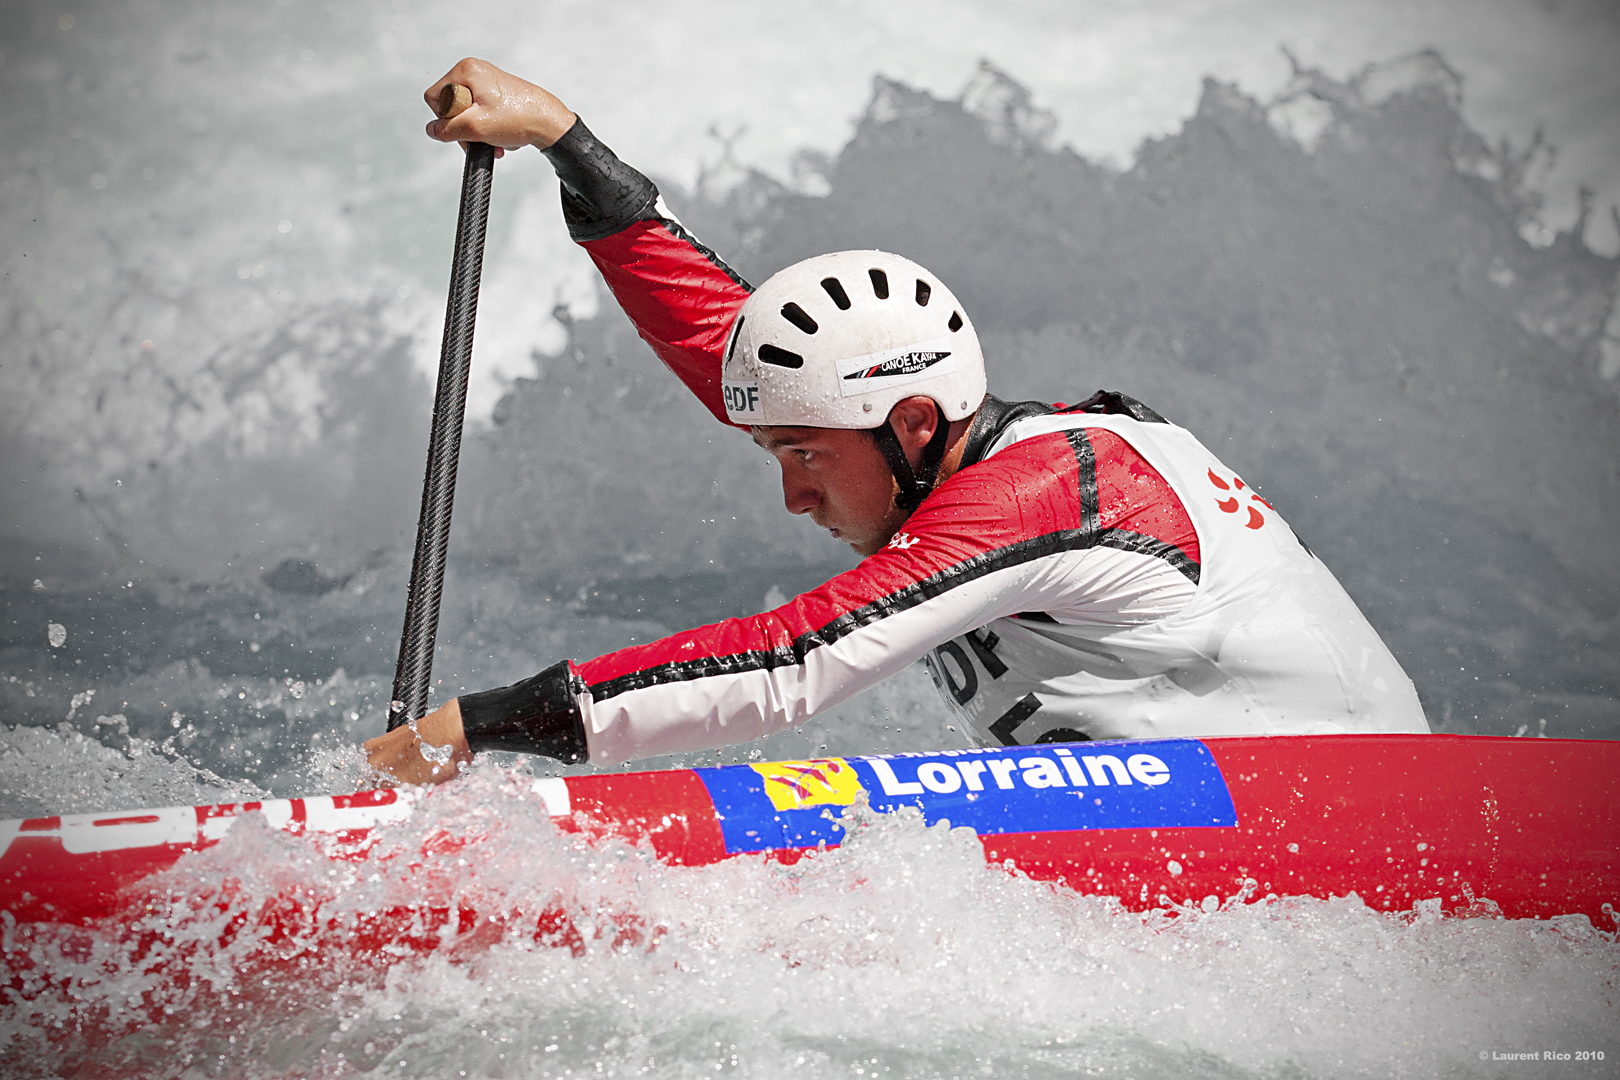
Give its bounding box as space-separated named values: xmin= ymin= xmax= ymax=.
xmin=872 ymin=403 xmax=954 ymax=512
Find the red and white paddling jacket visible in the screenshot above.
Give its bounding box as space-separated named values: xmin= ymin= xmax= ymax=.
xmin=457 ymin=119 xmax=1430 ymax=766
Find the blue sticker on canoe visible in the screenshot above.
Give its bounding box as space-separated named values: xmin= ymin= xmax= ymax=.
xmin=694 ymin=739 xmax=1236 ymax=855
xmin=695 ymin=756 xmax=859 ymax=854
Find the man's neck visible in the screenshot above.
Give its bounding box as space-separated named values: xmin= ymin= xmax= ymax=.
xmin=933 ymin=412 xmax=980 ymax=488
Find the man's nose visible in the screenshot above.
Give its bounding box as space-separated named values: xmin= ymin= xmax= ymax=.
xmin=780 ymin=465 xmax=819 ymax=515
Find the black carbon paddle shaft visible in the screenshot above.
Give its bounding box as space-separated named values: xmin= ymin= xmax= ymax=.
xmin=387 ymin=141 xmax=495 ymax=730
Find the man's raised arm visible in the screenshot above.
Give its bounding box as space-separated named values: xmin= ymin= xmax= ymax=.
xmin=424 ymin=58 xmax=753 ymax=425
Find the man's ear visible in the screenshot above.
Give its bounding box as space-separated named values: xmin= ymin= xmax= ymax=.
xmin=889 ymin=396 xmax=940 ymax=456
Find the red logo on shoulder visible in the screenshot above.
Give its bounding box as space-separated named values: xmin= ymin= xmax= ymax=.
xmin=1208 ymin=468 xmax=1271 ymax=530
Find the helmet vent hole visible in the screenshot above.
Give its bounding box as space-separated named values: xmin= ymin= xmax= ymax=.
xmin=780 ymin=302 xmax=818 ymax=334
xmin=869 ymin=268 xmax=889 ymax=299
xmin=758 ymin=343 xmax=804 ymax=369
xmin=820 ymin=277 xmax=851 ymax=310
xmin=725 ymin=316 xmax=745 ymax=361
xmin=915 ymin=279 xmax=932 ymax=306
xmin=948 ymin=311 xmax=963 ymax=332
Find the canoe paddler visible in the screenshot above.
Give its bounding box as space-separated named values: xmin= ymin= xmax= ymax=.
xmin=365 ymin=58 xmax=1429 ymax=786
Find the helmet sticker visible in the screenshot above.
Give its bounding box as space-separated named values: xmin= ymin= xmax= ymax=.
xmin=842 ymin=351 xmax=950 ymax=381
xmin=835 ymin=336 xmax=960 ymax=397
xmin=722 ymin=380 xmax=764 ymax=420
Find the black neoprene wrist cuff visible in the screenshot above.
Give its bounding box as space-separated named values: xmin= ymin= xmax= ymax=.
xmin=458 ymin=660 xmax=590 ymax=762
xmin=539 ymin=117 xmax=660 ymax=242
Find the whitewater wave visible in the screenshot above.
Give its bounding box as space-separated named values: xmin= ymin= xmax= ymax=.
xmin=4 ymin=766 xmax=1615 ymax=1079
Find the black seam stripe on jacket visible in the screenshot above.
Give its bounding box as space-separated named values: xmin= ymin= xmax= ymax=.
xmin=654 ymin=213 xmax=753 ymax=294
xmin=588 ymin=528 xmax=1087 ymax=700
xmin=1097 ymin=529 xmax=1201 ymax=584
xmin=1066 ymin=429 xmax=1100 ymax=540
xmin=588 ymin=646 xmax=803 ymax=701
xmin=1068 ymin=427 xmax=1197 ymax=583
xmin=589 ymin=517 xmax=1197 ymax=701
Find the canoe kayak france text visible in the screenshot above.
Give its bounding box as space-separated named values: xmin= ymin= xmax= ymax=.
xmin=1479 ymin=1051 xmax=1607 ymax=1062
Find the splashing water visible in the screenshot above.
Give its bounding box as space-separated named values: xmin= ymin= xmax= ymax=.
xmin=3 ymin=766 xmax=1615 ymax=1079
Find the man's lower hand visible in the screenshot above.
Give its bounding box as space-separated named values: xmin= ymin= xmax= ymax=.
xmin=363 ymin=700 xmax=473 ymax=787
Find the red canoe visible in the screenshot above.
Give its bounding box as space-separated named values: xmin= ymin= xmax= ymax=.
xmin=3 ymin=734 xmax=1616 ymax=936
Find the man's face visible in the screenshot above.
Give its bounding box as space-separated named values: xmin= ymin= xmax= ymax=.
xmin=752 ymin=426 xmax=906 ymax=557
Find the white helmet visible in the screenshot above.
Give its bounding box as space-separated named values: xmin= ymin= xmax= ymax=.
xmin=720 ymin=251 xmax=986 ymax=429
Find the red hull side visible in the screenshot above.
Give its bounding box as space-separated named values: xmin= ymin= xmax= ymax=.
xmin=2 ymin=736 xmax=1615 ymax=939
xmin=984 ymin=736 xmax=1619 ymax=923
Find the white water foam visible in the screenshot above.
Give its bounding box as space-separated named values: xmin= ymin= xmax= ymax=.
xmin=3 ymin=765 xmax=1615 ymax=1079
xmin=0 ymin=719 xmax=262 ymax=818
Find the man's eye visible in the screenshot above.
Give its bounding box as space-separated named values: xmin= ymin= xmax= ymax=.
xmin=796 ymin=449 xmax=815 ymax=463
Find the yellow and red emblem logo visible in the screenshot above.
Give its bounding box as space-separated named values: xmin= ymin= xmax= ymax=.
xmin=749 ymin=757 xmax=864 ymax=811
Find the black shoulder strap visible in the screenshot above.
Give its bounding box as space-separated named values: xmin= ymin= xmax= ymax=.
xmin=955 ymin=391 xmax=1169 ymax=471
xmin=958 ymin=395 xmax=1056 ymax=469
xmin=1062 ymin=390 xmax=1170 ymax=424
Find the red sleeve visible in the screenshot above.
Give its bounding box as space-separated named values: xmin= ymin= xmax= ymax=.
xmin=581 ymin=220 xmax=753 ymax=427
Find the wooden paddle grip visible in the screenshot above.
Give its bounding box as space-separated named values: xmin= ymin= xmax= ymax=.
xmin=435 ymin=83 xmax=473 ymax=120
